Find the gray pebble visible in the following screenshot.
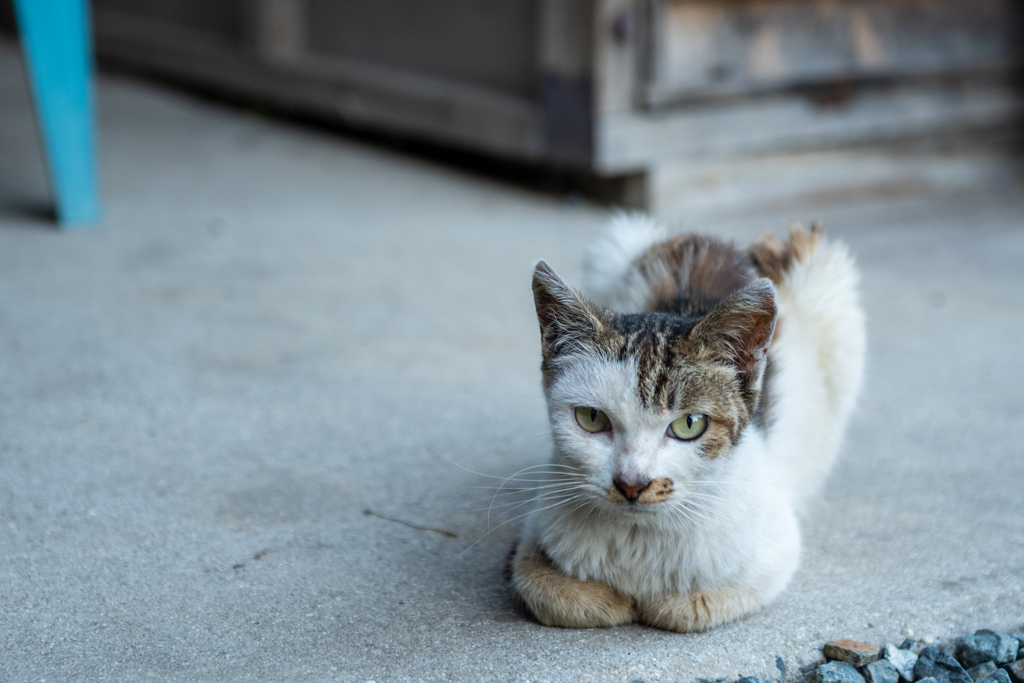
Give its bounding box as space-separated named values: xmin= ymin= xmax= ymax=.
xmin=1011 ymin=635 xmax=1024 ymax=659
xmin=1004 ymin=660 xmax=1024 ymax=683
xmin=885 ymin=643 xmax=920 ymax=682
xmin=737 ymin=677 xmax=772 ymax=683
xmin=918 ymin=678 xmax=939 ymax=683
xmin=957 ymin=632 xmax=1019 ymax=668
xmin=820 ymin=661 xmax=868 ymax=683
xmin=976 ymin=631 xmax=1020 ymax=665
xmin=915 ymin=646 xmax=973 ymax=683
xmin=866 ymin=659 xmax=901 ymax=683
xmin=957 ymin=636 xmax=1000 ymax=669
xmin=979 ymin=671 xmax=1012 ymax=683
xmin=969 ymin=663 xmax=999 ymax=681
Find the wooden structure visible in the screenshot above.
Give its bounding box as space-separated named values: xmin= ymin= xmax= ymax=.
xmin=88 ymin=0 xmax=1023 ymax=205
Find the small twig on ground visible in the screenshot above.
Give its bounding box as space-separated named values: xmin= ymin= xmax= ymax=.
xmin=363 ymin=509 xmax=458 ymax=538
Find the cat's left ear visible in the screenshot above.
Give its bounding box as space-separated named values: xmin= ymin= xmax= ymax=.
xmin=690 ymin=278 xmax=777 ymax=403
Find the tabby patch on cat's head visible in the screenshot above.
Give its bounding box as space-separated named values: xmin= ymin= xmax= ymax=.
xmin=532 ymin=261 xmax=777 ymax=512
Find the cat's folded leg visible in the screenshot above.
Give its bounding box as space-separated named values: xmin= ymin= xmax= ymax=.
xmin=636 ymin=586 xmax=763 ymax=633
xmin=510 ymin=539 xmax=636 ymax=628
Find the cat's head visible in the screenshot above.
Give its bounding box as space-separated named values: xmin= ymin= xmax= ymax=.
xmin=532 ymin=261 xmax=777 ymax=516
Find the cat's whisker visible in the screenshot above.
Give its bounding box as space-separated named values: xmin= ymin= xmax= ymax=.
xmin=456 ymin=491 xmax=585 ymax=560
xmin=431 ymin=449 xmax=578 ymax=482
xmin=461 ymin=477 xmax=583 ymax=492
xmin=484 ymin=466 xmax=583 ymax=502
xmin=460 ymin=489 xmax=583 ymax=514
xmin=670 ymin=500 xmax=724 ymax=519
xmin=493 ymin=487 xmax=582 ymax=515
xmin=688 ymin=477 xmax=803 ymax=493
xmin=470 ymin=499 xmax=564 ymax=526
xmin=508 ymin=432 xmax=554 ymax=444
xmin=664 ymin=498 xmax=749 ymax=535
xmin=479 ymin=485 xmax=586 ymax=522
xmin=462 ymin=476 xmax=582 ymax=489
xmin=669 ymin=494 xmax=723 ymax=513
xmin=460 ymin=483 xmax=585 ymax=507
xmin=490 ymin=493 xmax=584 ymax=530
xmin=543 ymin=498 xmax=596 ymax=536
xmin=677 ymin=490 xmax=730 ymax=506
xmin=664 ymin=502 xmax=699 ymax=529
xmin=675 ymin=503 xmax=744 ymax=531
xmin=665 ymin=502 xmax=720 ymax=530
xmin=487 ymin=468 xmax=585 ymax=527
xmin=504 ymin=462 xmax=581 ymax=471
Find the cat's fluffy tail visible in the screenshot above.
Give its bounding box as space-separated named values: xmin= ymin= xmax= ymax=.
xmin=751 ymin=223 xmax=867 ymax=509
xmin=583 ymin=212 xmax=666 ymax=311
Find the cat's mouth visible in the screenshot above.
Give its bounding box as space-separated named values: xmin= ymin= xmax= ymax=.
xmin=614 ymin=503 xmax=662 ymax=519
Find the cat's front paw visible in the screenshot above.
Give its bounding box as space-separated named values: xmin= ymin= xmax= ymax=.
xmin=637 ymin=587 xmax=761 ymax=633
xmin=510 ymin=540 xmax=636 ymax=628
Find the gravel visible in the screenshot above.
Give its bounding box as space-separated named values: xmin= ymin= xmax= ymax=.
xmin=957 ymin=632 xmax=1021 ymax=667
xmin=981 ymin=671 xmax=1013 ymax=683
xmin=969 ymin=662 xmax=1000 ymax=681
xmin=820 ymin=661 xmax=868 ymax=683
xmin=915 ymin=646 xmax=974 ymax=683
xmin=1005 ymin=661 xmax=1024 ymax=683
xmin=796 ymin=627 xmax=1024 ymax=683
xmin=864 ymin=659 xmax=901 ymax=683
xmin=827 ymin=640 xmax=882 ymax=668
xmin=884 ymin=643 xmax=920 ymax=681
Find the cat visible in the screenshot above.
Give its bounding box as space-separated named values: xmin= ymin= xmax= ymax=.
xmin=508 ymin=214 xmax=865 ymax=632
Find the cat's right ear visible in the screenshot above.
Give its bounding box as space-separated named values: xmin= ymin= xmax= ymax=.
xmin=532 ymin=261 xmax=604 ymax=360
xmin=689 ymin=278 xmax=777 ymax=408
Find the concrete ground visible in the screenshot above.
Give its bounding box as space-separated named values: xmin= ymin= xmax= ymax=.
xmin=1 ymin=40 xmax=1023 ymax=683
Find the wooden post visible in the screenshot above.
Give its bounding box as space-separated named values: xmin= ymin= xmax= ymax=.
xmin=538 ymin=0 xmax=594 ymax=166
xmin=594 ymin=0 xmax=641 ymax=116
xmin=251 ymin=0 xmax=307 ymax=64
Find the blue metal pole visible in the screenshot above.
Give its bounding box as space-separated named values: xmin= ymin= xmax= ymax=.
xmin=13 ymin=0 xmax=101 ymax=228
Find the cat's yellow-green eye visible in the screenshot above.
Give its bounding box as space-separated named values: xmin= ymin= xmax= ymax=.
xmin=574 ymin=406 xmax=610 ymax=433
xmin=669 ymin=414 xmax=708 ymax=441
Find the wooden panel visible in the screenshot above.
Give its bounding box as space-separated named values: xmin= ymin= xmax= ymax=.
xmin=82 ymin=0 xmax=1024 ymax=187
xmin=597 ymin=76 xmax=1024 ymax=172
xmin=307 ymin=0 xmax=538 ymax=99
xmin=93 ymin=0 xmax=244 ymax=43
xmin=92 ymin=9 xmax=546 ymax=162
xmin=644 ymin=0 xmax=1021 ymax=106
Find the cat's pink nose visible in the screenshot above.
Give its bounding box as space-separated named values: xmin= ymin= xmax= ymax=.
xmin=614 ymin=476 xmax=651 ymax=502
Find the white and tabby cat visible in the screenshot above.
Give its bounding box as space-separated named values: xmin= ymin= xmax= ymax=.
xmin=509 ymin=215 xmax=865 ymax=631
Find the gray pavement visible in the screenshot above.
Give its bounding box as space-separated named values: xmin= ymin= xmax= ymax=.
xmin=1 ymin=41 xmax=1023 ymax=683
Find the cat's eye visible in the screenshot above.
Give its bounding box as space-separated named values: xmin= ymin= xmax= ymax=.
xmin=574 ymin=406 xmax=610 ymax=433
xmin=669 ymin=414 xmax=708 ymax=441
